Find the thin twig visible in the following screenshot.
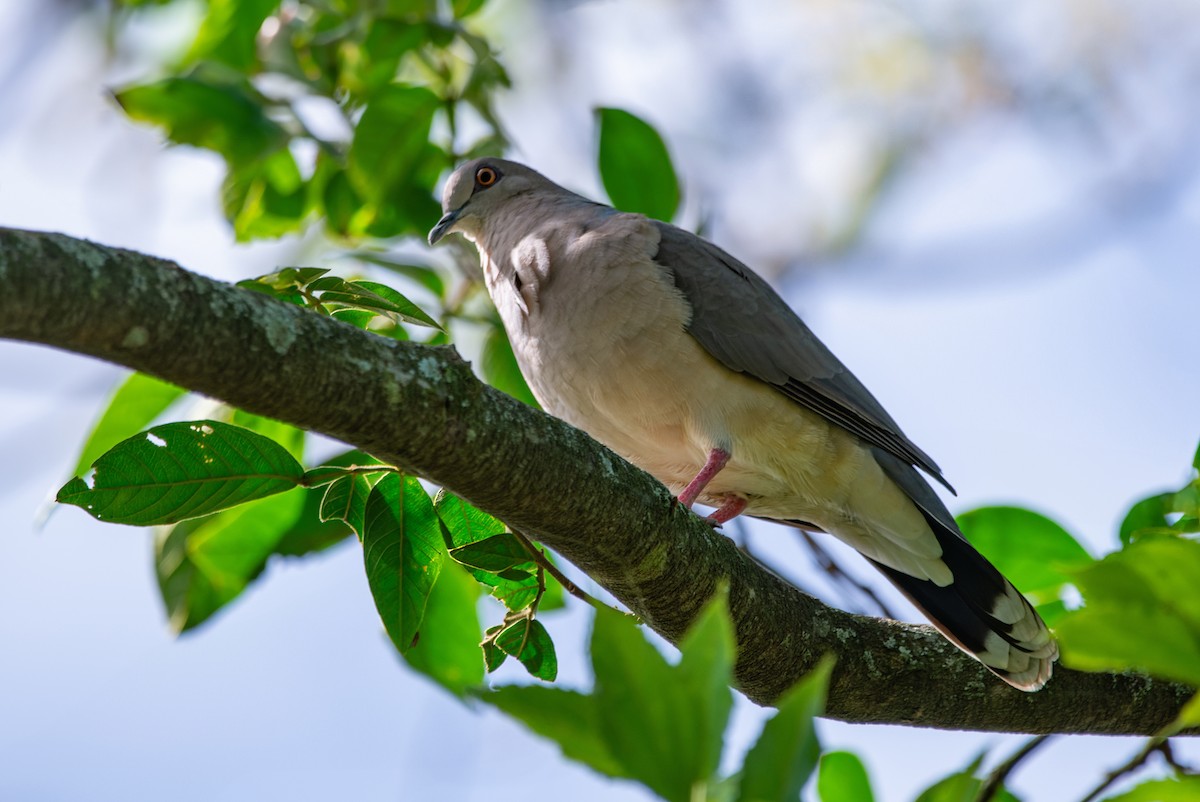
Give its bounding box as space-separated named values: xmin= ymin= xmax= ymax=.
xmin=1158 ymin=740 xmax=1199 ymax=775
xmin=799 ymin=530 xmax=898 ymax=618
xmin=510 ymin=527 xmax=606 ymax=610
xmin=976 ymin=735 xmax=1053 ymax=802
xmin=1079 ymin=736 xmax=1172 ymax=802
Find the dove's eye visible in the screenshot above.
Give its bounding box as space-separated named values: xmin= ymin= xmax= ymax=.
xmin=475 ymin=166 xmax=499 ymax=188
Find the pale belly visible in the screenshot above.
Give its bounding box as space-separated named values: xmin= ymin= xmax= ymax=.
xmin=498 ymin=256 xmax=854 ymax=524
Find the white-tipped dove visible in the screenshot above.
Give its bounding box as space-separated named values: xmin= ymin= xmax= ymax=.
xmin=429 ymin=158 xmax=1057 ymax=690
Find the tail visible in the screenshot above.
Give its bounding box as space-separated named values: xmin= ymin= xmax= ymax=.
xmin=871 ymin=452 xmax=1058 ymax=691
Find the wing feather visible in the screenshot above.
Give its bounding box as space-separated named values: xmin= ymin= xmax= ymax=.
xmin=651 ymin=220 xmax=953 ymax=492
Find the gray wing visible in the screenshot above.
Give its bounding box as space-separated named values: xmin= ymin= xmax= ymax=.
xmin=651 ymin=221 xmax=954 ymax=493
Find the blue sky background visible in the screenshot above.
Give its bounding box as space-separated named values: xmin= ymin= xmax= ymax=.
xmin=1 ymin=2 xmax=1198 ymax=800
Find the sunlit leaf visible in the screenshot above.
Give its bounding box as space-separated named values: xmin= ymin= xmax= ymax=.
xmin=308 ymin=276 xmax=440 ymax=329
xmin=453 ymin=0 xmax=488 ymax=17
xmin=155 ymin=489 xmax=304 ymax=632
xmin=1057 ymin=535 xmax=1200 ymax=686
xmin=449 ymin=532 xmax=531 ymax=572
xmin=590 ymin=599 xmax=733 ymax=802
xmin=58 ymin=420 xmax=304 ymax=525
xmin=435 ymin=492 xmax=541 ymax=610
xmin=496 ymin=617 xmax=557 ymax=681
xmin=1101 ymin=777 xmax=1200 ymax=802
xmin=957 ymin=506 xmax=1092 ymax=602
xmin=223 ymin=148 xmax=308 ymax=241
xmin=737 ymin=657 xmax=833 ymax=802
xmin=1120 ymin=492 xmax=1178 ymax=546
xmin=401 ymin=562 xmax=484 ymax=696
xmin=272 ymin=484 xmax=355 ymax=557
xmin=818 ymin=751 xmax=875 ymax=802
xmin=115 ymin=70 xmax=286 ymax=169
xmin=347 ymin=85 xmax=441 ymax=235
xmin=596 ymin=107 xmax=680 ymax=222
xmin=353 ymin=281 xmax=441 ymax=328
xmin=362 ymin=474 xmax=445 ymax=654
xmin=482 ymin=686 xmax=627 ymax=778
xmin=186 ymin=0 xmax=278 ymax=71
xmin=911 ymin=753 xmax=1019 ymax=802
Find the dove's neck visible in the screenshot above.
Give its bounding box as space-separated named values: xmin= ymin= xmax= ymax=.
xmin=476 ymin=191 xmax=616 ymax=280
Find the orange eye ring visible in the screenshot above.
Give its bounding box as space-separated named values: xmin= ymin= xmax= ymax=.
xmin=475 ymin=166 xmax=498 ymax=187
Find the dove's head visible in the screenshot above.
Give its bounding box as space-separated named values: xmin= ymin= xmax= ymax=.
xmin=428 ymin=158 xmax=552 ymax=245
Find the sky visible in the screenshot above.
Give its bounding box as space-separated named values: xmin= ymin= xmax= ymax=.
xmin=1 ymin=2 xmax=1198 ymax=801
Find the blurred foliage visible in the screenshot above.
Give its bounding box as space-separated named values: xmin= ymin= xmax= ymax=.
xmin=484 ymin=595 xmax=832 ymax=802
xmin=38 ymin=1 xmax=1200 ymax=800
xmin=112 ymin=0 xmax=506 ymax=242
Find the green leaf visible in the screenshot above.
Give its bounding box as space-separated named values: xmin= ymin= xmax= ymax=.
xmin=596 ymin=107 xmax=680 ymax=222
xmin=591 ymin=601 xmax=732 ymax=802
xmin=957 ymin=506 xmax=1092 ymax=602
xmin=223 ymin=148 xmax=308 ymax=241
xmin=483 ymin=630 xmax=506 ymax=673
xmin=156 ymin=516 xmax=234 ymax=633
xmin=401 ymin=562 xmax=484 ymax=696
xmin=737 ymin=657 xmax=832 ymax=802
xmin=817 ymin=751 xmax=874 ymax=802
xmin=1173 ymin=690 xmax=1200 ymax=730
xmin=347 ymin=84 xmax=440 ymax=211
xmin=306 ymin=449 xmax=388 ymax=540
xmin=1120 ymin=493 xmax=1177 ymax=546
xmin=115 ymin=71 xmax=287 ymax=169
xmin=1101 ymin=777 xmax=1200 ymax=802
xmin=308 ymin=276 xmax=440 ymax=329
xmin=496 ymin=617 xmax=558 ymax=681
xmin=320 ymin=166 xmax=364 ymax=237
xmin=436 ymin=491 xmax=506 ymax=547
xmin=155 ymin=488 xmax=304 ymax=632
xmin=1057 ymin=535 xmax=1200 ymax=686
xmin=354 ymin=20 xmax=428 ymax=97
xmin=272 ymin=484 xmax=355 ymax=557
xmin=186 ymin=0 xmax=279 ymax=71
xmin=320 ymin=474 xmax=376 ymax=537
xmin=453 ymin=0 xmax=488 ymax=17
xmin=58 ymin=420 xmax=304 ymax=526
xmin=449 ymin=532 xmax=531 ymax=572
xmin=354 ymin=281 xmax=441 ymax=328
xmin=482 ymin=686 xmax=627 ymax=778
xmin=435 ymin=492 xmax=540 ymax=610
xmin=362 ymin=474 xmax=445 ymax=654
xmin=481 ymin=324 xmax=539 ymax=407
xmin=913 ymin=754 xmax=986 ymax=802
xmin=73 ymin=372 xmax=186 ymax=476
xmin=677 ymin=592 xmax=736 ymax=786
xmin=187 ymin=489 xmax=304 ymax=583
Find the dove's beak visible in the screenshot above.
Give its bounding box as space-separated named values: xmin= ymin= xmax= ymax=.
xmin=428 ymin=208 xmax=462 ymax=245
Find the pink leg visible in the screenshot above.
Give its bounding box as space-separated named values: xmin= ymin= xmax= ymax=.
xmin=704 ymin=495 xmax=747 ymax=527
xmin=675 ymin=448 xmax=748 ymax=527
xmin=677 ymin=448 xmax=731 ymax=508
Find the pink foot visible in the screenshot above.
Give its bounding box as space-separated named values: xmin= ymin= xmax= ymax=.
xmin=703 ymin=496 xmax=748 ymax=527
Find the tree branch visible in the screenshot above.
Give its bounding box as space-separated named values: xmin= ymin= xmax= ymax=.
xmin=0 ymin=226 xmax=1193 ymax=735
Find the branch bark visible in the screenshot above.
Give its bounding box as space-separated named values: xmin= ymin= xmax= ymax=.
xmin=0 ymin=226 xmax=1192 ymax=735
